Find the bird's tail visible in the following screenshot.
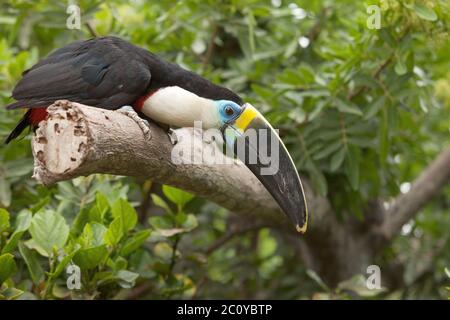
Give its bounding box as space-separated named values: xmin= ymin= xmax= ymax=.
xmin=5 ymin=110 xmax=31 ymax=144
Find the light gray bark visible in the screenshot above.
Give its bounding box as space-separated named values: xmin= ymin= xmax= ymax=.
xmin=31 ymin=100 xmax=450 ymax=286
xmin=32 ymin=100 xmax=327 ymax=230
xmin=380 ymin=147 xmax=450 ymax=239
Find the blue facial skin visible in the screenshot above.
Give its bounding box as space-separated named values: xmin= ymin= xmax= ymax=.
xmin=216 ymin=100 xmax=243 ymax=125
xmin=215 ymin=100 xmax=244 ymax=149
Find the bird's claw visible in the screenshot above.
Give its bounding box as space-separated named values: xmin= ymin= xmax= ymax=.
xmin=117 ymin=105 xmax=151 ymax=140
xmin=168 ymin=128 xmax=178 ymax=145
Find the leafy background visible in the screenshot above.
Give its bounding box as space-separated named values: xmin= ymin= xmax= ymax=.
xmin=0 ymin=0 xmax=449 ymax=299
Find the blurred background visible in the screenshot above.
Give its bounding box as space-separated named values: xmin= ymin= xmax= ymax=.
xmin=0 ymin=0 xmax=448 ymax=299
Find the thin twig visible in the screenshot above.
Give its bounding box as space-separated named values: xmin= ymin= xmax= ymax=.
xmin=168 ymin=235 xmax=180 ymax=276
xmin=347 ymin=26 xmax=410 ymax=101
xmin=85 ymin=21 xmax=99 ymax=38
xmin=307 ymin=7 xmax=333 ymax=42
xmin=201 ymin=24 xmax=219 ymax=73
xmin=205 ymin=220 xmax=269 ymax=255
xmin=126 ymin=282 xmax=153 ymax=300
xmin=138 ymin=180 xmax=157 ymax=224
xmin=347 ymin=56 xmax=393 ymax=101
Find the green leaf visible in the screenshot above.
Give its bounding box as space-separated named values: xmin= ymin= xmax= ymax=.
xmin=413 ymin=4 xmax=438 ymax=21
xmin=335 ymin=98 xmax=363 ymax=116
xmin=104 ymin=217 xmax=124 ymax=246
xmin=79 ymin=223 xmax=107 ymax=248
xmin=150 ymin=213 xmax=198 ymax=238
xmin=149 ymin=215 xmax=173 ymax=230
xmin=71 ymin=207 xmax=91 ymax=236
xmin=92 ymin=271 xmax=116 ymax=286
xmin=153 ymin=228 xmax=186 ymax=238
xmin=18 ymin=242 xmax=44 ymax=285
xmin=306 ymin=162 xmax=328 ymax=196
xmin=394 ymin=59 xmax=407 ymax=76
xmin=345 ymin=147 xmax=360 ymax=190
xmin=111 ymin=256 xmax=128 ymax=271
xmin=111 ymin=199 xmax=137 ymax=233
xmin=73 ymin=245 xmax=108 ymax=270
xmin=364 ymin=96 xmax=385 ymax=120
xmin=153 ymin=242 xmax=174 ymax=262
xmin=2 ymin=232 xmax=24 ymax=255
xmin=278 ymin=69 xmax=304 ymax=86
xmin=15 ymin=210 xmax=33 ymax=231
xmin=379 ymin=29 xmax=396 ymax=48
xmin=120 ymin=230 xmax=151 ymax=256
xmin=312 ymin=171 xmax=328 ymax=196
xmin=89 ymin=192 xmax=109 ymax=222
xmin=4 ymin=158 xmax=33 ymax=178
xmin=0 ymin=286 xmax=23 ymax=300
xmin=151 ymin=194 xmax=172 ymax=214
xmin=0 ymin=253 xmax=17 ymax=285
xmin=2 ymin=210 xmax=32 ymax=254
xmin=283 ymin=38 xmax=298 ymax=59
xmin=30 ymin=196 xmax=50 ymax=213
xmin=379 ymin=107 xmax=389 ymax=165
xmin=162 ymin=185 xmax=194 ymax=208
xmin=330 ymin=148 xmax=346 ymax=171
xmin=257 ymin=229 xmax=277 ymax=259
xmin=313 ymin=140 xmax=342 ymax=160
xmin=306 ymin=269 xmax=330 ymax=292
xmin=23 ymin=239 xmax=49 ymax=257
xmin=29 ymin=210 xmax=69 ymax=255
xmin=0 ymin=208 xmax=10 ymax=233
xmin=0 ymin=176 xmax=11 ymax=208
xmin=115 ymin=270 xmax=139 ymax=289
xmin=181 ymin=214 xmax=198 ymax=231
xmin=49 ymin=248 xmax=80 ymax=279
xmin=338 ymin=275 xmax=386 ymax=297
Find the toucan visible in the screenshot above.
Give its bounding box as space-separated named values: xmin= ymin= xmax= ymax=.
xmin=4 ymin=36 xmax=308 ymax=233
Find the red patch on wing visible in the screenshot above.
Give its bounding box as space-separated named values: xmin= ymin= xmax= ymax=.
xmin=29 ymin=108 xmax=48 ymax=125
xmin=133 ymin=90 xmax=158 ymax=112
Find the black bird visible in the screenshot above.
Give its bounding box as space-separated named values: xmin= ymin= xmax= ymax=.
xmin=5 ymin=36 xmax=308 ymax=233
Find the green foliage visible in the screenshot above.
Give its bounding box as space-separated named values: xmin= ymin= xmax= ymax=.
xmin=29 ymin=209 xmax=69 ymax=255
xmin=0 ymin=0 xmax=448 ymax=299
xmin=0 ymin=253 xmax=17 ymax=285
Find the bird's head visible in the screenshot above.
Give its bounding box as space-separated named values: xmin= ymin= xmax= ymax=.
xmin=214 ymin=100 xmax=308 ymax=233
xmin=138 ymin=86 xmax=308 ymax=233
xmin=215 ymin=100 xmax=244 ymax=129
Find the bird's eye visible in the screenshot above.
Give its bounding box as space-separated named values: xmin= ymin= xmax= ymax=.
xmin=225 ymin=105 xmax=234 ymax=116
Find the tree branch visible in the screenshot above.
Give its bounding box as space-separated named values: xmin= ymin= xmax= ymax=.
xmin=201 ymin=23 xmax=218 ymax=73
xmin=205 ymin=219 xmax=270 ymax=255
xmin=84 ymin=21 xmax=99 ymax=38
xmin=31 ymin=100 xmax=327 ymax=232
xmin=30 ymin=100 xmax=450 ymax=286
xmin=380 ymin=147 xmax=450 ymax=239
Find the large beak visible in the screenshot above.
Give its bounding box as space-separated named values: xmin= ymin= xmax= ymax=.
xmin=222 ymin=103 xmax=308 ymax=233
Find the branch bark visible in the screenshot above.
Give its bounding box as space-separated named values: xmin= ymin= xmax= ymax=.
xmin=30 ymin=100 xmax=450 ymax=286
xmin=379 ymin=147 xmax=450 ymax=239
xmin=32 ymin=100 xmax=327 ymax=231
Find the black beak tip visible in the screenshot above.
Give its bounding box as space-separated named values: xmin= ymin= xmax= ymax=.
xmin=290 ymin=206 xmax=308 ymax=234
xmin=296 ymin=222 xmax=307 ymax=234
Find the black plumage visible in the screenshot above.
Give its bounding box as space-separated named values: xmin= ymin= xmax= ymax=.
xmin=6 ymin=36 xmax=241 ymax=142
xmin=8 ymin=37 xmax=151 ymax=110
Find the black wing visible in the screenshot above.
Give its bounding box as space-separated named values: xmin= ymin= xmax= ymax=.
xmin=7 ymin=37 xmax=151 ymax=110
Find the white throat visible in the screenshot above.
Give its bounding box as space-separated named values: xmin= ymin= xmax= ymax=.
xmin=141 ymin=86 xmax=220 ymax=129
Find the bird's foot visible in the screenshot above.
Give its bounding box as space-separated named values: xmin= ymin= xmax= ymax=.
xmin=117 ymin=106 xmax=151 ymax=140
xmin=167 ymin=128 xmax=178 ymax=145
